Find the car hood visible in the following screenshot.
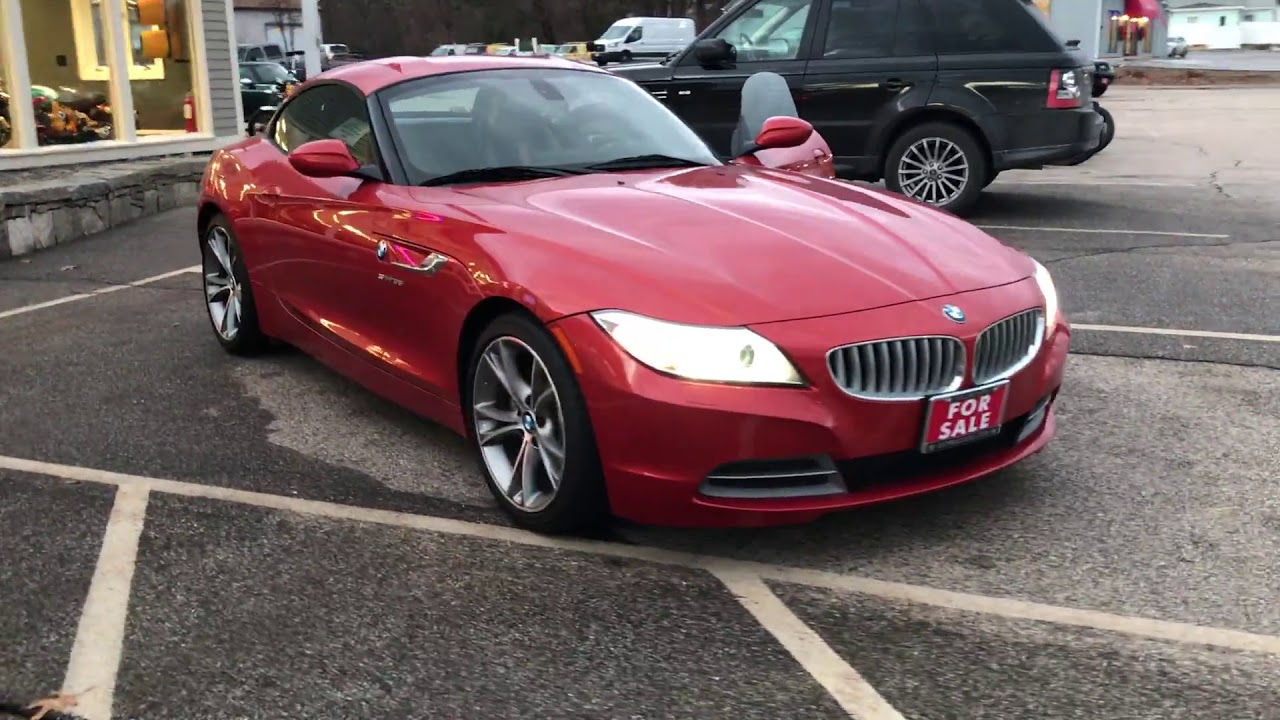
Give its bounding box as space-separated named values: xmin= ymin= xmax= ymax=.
xmin=437 ymin=167 xmax=1033 ymax=326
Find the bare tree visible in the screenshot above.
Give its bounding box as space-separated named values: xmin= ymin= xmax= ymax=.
xmin=264 ymin=0 xmax=301 ymax=52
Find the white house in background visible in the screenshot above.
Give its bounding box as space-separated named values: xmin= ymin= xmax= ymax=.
xmin=233 ymin=0 xmax=300 ymax=50
xmin=1166 ymin=0 xmax=1280 ymax=48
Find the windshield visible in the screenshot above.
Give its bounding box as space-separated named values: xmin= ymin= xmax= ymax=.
xmin=381 ymin=68 xmax=721 ymax=185
xmin=600 ymin=23 xmax=634 ymax=40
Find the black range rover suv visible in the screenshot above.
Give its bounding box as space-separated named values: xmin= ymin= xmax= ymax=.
xmin=611 ymin=0 xmax=1102 ymax=216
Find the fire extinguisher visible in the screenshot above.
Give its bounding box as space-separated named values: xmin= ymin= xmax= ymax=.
xmin=183 ymin=92 xmax=196 ymax=133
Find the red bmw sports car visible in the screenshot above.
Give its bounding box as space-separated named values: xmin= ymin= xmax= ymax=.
xmin=197 ymin=55 xmax=1069 ymax=534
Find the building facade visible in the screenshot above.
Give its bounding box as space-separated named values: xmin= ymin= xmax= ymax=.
xmin=0 ymin=0 xmax=245 ymax=171
xmin=1167 ymin=1 xmax=1280 ymax=48
xmin=1036 ymin=0 xmax=1169 ymax=59
xmin=233 ymin=0 xmax=301 ymax=51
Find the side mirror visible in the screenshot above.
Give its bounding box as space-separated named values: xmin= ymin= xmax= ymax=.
xmin=751 ymin=116 xmax=813 ymax=151
xmin=240 ymin=77 xmax=254 ymax=88
xmin=693 ymin=38 xmax=734 ymax=67
xmin=288 ymin=139 xmax=360 ymax=177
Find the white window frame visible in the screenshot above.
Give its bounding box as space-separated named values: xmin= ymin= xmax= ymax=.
xmin=0 ymin=0 xmax=224 ymax=168
xmin=71 ymin=0 xmax=166 ymax=81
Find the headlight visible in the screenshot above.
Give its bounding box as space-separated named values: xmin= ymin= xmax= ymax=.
xmin=590 ymin=310 xmax=804 ymax=386
xmin=1033 ymin=260 xmax=1060 ymax=334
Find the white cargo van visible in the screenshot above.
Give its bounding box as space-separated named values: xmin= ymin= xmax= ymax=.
xmin=591 ymin=16 xmax=696 ymax=65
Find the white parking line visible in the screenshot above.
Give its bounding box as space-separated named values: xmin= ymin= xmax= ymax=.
xmin=61 ymin=484 xmax=149 ymax=720
xmin=993 ymin=180 xmax=1200 ymax=188
xmin=0 ymin=266 xmax=200 ymax=321
xmin=1074 ymin=323 xmax=1280 ymax=343
xmin=716 ymin=569 xmax=905 ymax=720
xmin=975 ymin=224 xmax=1230 ymax=238
xmin=3 ymin=454 xmax=1279 ymax=659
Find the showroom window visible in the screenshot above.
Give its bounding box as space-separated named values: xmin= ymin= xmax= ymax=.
xmin=1 ymin=0 xmax=207 ymax=153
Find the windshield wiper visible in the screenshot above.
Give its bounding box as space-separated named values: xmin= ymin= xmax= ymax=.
xmin=582 ymin=154 xmax=714 ymax=171
xmin=419 ymin=165 xmax=586 ymax=187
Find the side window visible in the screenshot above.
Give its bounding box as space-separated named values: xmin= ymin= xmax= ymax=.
xmin=821 ymin=0 xmax=898 ymax=59
xmin=273 ymin=85 xmax=377 ymax=167
xmin=715 ymin=0 xmax=815 ymax=62
xmin=627 ymin=26 xmax=643 ymax=42
xmin=924 ymin=0 xmax=1059 ymax=54
xmin=238 ymin=65 xmax=254 ymax=83
xmin=893 ymin=0 xmax=936 ymax=56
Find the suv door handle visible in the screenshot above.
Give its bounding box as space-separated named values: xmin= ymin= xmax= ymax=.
xmin=879 ymin=78 xmax=906 ymax=92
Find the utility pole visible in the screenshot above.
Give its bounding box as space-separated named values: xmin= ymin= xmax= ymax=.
xmin=300 ymin=0 xmax=323 ymax=79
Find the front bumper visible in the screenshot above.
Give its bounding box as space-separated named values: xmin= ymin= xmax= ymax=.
xmin=552 ymin=279 xmax=1071 ymax=528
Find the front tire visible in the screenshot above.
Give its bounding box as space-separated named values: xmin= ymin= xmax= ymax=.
xmin=200 ymin=216 xmax=270 ymax=356
xmin=464 ymin=312 xmax=609 ymax=535
xmin=884 ymin=121 xmax=988 ymax=217
xmin=621 ymin=50 xmax=633 ymax=63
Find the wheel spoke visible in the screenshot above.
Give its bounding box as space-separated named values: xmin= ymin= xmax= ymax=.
xmin=478 ymin=421 xmax=523 ymax=446
xmin=520 ymin=438 xmax=541 ymax=505
xmin=484 ymin=342 xmax=532 ymax=410
xmin=474 ymin=400 xmax=517 ymax=424
xmin=537 ymin=434 xmax=563 ymax=490
xmin=205 ymin=274 xmax=232 ymax=301
xmin=223 ymin=295 xmax=240 ymax=336
xmin=505 ymin=436 xmax=530 ymax=501
xmin=209 ymin=231 xmax=235 ymax=277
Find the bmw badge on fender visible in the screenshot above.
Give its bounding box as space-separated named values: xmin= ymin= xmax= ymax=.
xmin=196 ymin=53 xmax=1069 ymax=535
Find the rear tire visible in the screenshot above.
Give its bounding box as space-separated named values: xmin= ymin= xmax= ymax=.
xmin=884 ymin=121 xmax=988 ymax=217
xmin=1096 ymin=104 xmax=1115 ymax=152
xmin=463 ymin=312 xmax=610 ymax=535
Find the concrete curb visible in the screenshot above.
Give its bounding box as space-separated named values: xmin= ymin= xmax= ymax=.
xmin=0 ymin=155 xmax=210 ymax=260
xmin=1114 ymin=66 xmax=1280 ymax=86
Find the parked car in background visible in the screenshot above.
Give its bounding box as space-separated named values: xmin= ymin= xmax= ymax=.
xmin=239 ymin=61 xmax=296 ymax=135
xmin=592 ymin=16 xmax=698 ymax=64
xmin=610 ymin=0 xmax=1103 ymax=216
xmin=1166 ymin=36 xmax=1189 ymax=58
xmin=238 ymin=43 xmax=286 ymax=63
xmin=431 ymin=43 xmax=470 ymax=56
xmin=322 ymin=43 xmax=350 ymax=61
xmin=545 ymin=42 xmax=596 ymax=64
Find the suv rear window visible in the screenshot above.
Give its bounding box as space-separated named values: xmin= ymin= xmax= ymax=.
xmin=923 ymin=0 xmax=1063 ymax=54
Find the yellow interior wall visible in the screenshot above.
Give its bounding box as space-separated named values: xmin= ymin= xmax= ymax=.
xmin=19 ymin=0 xmax=195 ymax=132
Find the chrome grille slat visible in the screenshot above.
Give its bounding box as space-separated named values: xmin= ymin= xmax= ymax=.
xmin=973 ymin=308 xmax=1046 ymax=386
xmin=827 ymin=335 xmax=965 ymax=400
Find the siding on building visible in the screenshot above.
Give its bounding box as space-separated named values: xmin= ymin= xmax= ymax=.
xmin=203 ymin=0 xmax=241 ymax=136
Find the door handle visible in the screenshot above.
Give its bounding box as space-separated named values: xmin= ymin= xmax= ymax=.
xmin=375 ymin=239 xmax=450 ymax=276
xmin=879 ymin=78 xmax=906 ymax=92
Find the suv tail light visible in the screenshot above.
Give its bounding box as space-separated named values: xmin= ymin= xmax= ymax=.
xmin=1046 ymin=68 xmax=1084 ymax=109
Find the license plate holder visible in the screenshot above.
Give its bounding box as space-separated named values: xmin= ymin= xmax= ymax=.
xmin=919 ymin=381 xmax=1011 ymax=454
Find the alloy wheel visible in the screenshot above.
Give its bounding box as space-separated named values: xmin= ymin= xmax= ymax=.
xmin=202 ymin=226 xmax=243 ymax=341
xmin=472 ymin=336 xmax=567 ymax=513
xmin=897 ymin=137 xmax=970 ymax=207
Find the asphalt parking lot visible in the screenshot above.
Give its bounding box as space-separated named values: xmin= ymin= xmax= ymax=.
xmin=2 ymin=86 xmax=1278 ymax=720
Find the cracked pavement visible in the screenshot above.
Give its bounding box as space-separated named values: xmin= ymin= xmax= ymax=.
xmin=1 ymin=85 xmax=1278 ymax=719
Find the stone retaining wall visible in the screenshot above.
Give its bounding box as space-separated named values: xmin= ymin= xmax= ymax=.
xmin=0 ymin=155 xmax=210 ymax=260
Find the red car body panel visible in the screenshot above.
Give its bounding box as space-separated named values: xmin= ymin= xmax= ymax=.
xmin=198 ymin=55 xmax=1069 ymax=529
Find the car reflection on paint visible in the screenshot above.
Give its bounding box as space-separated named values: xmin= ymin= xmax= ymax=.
xmin=196 ymin=54 xmax=1069 ymax=535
